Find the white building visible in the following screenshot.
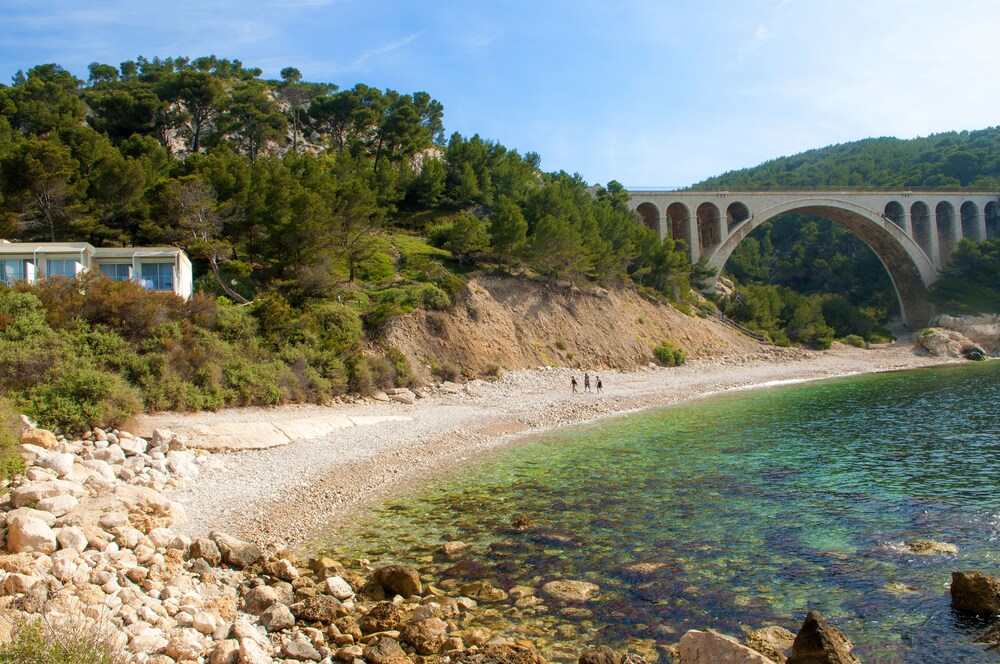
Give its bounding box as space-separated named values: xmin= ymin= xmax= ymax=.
xmin=0 ymin=240 xmax=194 ymax=299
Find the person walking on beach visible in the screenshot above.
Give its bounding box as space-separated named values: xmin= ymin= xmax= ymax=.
xmin=571 ymin=375 xmax=578 ymax=393
xmin=596 ymin=375 xmax=603 ymax=393
xmin=584 ymin=372 xmax=591 ymax=392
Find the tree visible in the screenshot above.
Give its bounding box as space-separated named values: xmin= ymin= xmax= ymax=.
xmin=157 ymin=71 xmax=224 ymax=153
xmin=446 ymin=213 xmax=490 ymax=265
xmin=219 ymin=81 xmax=287 ymax=162
xmin=489 ymin=195 xmax=527 ymax=271
xmin=527 ymin=214 xmax=591 ymax=280
xmin=156 ymin=176 xmax=249 ymax=303
xmin=1 ymin=136 xmax=83 ymax=241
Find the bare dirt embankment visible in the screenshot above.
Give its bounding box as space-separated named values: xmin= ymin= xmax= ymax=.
xmin=379 ymin=277 xmax=760 ymax=382
xmin=127 ymin=278 xmax=962 ymax=551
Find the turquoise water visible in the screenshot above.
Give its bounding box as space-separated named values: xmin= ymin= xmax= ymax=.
xmin=322 ymin=361 xmax=1000 ymax=662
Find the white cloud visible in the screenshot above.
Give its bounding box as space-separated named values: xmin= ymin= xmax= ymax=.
xmin=755 ymin=25 xmax=774 ymax=41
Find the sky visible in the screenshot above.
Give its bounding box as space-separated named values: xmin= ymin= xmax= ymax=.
xmin=2 ymin=0 xmax=998 ymax=188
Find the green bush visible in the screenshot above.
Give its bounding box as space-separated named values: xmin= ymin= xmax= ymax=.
xmin=653 ymin=340 xmax=687 ymax=367
xmin=0 ymin=396 xmax=24 ymax=483
xmin=841 ymin=334 xmax=868 ymax=349
xmin=385 ymin=347 xmax=415 ymax=387
xmin=19 ymin=366 xmax=142 ymax=429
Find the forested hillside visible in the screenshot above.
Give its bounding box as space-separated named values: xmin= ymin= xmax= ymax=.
xmin=696 ymin=129 xmax=1000 ymax=346
xmin=698 ymin=128 xmax=1000 ymax=189
xmin=0 ymin=57 xmax=694 ymax=429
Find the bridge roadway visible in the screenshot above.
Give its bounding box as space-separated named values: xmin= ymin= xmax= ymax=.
xmin=628 ymin=189 xmax=1000 ymax=327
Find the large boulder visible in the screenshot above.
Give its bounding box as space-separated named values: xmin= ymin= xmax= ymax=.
xmin=787 ymin=611 xmax=860 ymax=664
xmin=918 ymin=328 xmax=987 ymax=360
xmin=933 ymin=314 xmax=1000 ymax=355
xmin=258 ymin=602 xmax=295 ymax=632
xmin=20 ymin=428 xmax=57 ymax=450
xmin=746 ymin=625 xmax=796 ymax=663
xmin=359 ymin=601 xmax=404 ymax=634
xmin=6 ymin=514 xmax=57 ymax=554
xmin=210 ymin=531 xmax=262 ymax=569
xmin=951 ymin=571 xmax=1000 ymax=614
xmin=11 ymin=480 xmax=85 ymax=508
xmin=677 ymin=629 xmax=775 ymax=663
xmin=399 ymin=617 xmax=448 ymax=655
xmin=579 ymin=646 xmax=623 ymax=664
xmin=292 ymin=594 xmax=345 ymax=623
xmin=368 ymin=564 xmax=422 ymax=598
xmin=188 ymin=537 xmax=222 ymax=566
xmin=365 ymin=636 xmax=411 ymax=664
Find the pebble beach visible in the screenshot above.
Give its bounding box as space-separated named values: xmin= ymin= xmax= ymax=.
xmin=141 ymin=342 xmax=959 ymax=551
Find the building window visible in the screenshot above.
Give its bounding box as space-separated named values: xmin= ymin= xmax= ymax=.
xmin=140 ymin=262 xmax=174 ymax=291
xmin=46 ymin=259 xmax=78 ymax=279
xmin=99 ymin=263 xmax=132 ymax=282
xmin=0 ymin=259 xmax=26 ymax=287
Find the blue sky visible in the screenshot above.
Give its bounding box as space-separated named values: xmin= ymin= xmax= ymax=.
xmin=2 ymin=0 xmax=998 ymax=188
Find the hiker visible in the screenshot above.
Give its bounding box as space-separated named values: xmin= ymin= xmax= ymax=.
xmin=571 ymin=375 xmax=578 ymax=393
xmin=596 ymin=376 xmax=603 ymax=393
xmin=584 ymin=372 xmax=591 ymax=392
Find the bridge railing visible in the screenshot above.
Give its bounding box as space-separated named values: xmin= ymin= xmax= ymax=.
xmin=627 ymin=185 xmax=1000 ymax=194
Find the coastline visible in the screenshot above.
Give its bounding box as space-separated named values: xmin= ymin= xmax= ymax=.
xmin=144 ymin=341 xmax=962 ymax=552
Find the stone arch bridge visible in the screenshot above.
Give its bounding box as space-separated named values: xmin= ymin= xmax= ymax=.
xmin=628 ymin=189 xmax=1000 ymax=327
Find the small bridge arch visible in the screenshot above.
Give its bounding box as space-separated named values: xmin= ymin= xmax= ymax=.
xmin=628 ymin=189 xmax=1000 ymax=327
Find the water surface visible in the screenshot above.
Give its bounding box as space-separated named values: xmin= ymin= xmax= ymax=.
xmin=320 ymin=361 xmax=1000 ymax=662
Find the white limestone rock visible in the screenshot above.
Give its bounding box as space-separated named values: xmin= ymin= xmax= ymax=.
xmin=6 ymin=507 xmax=56 ymax=528
xmin=56 ymin=526 xmax=89 ymax=552
xmin=36 ymin=452 xmax=76 ymax=477
xmin=7 ymin=514 xmax=57 ymax=554
xmin=36 ymin=494 xmax=78 ymax=517
xmin=324 ymin=575 xmax=355 ymax=600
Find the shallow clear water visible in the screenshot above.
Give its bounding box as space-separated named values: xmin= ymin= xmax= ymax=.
xmin=319 ymin=361 xmax=1000 ymax=662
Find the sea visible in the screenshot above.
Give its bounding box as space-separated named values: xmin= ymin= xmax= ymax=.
xmin=316 ymin=360 xmax=1000 ymax=662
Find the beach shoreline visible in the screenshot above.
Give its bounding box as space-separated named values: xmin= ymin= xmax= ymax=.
xmin=146 ymin=341 xmax=961 ymax=551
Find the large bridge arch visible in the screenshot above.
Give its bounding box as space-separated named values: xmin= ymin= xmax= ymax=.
xmin=708 ymin=198 xmax=938 ymax=326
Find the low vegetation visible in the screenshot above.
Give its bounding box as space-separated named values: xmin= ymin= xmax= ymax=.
xmin=653 ymin=341 xmax=686 ymax=367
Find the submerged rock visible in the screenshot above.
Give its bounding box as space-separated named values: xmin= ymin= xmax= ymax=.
xmin=542 ymin=580 xmax=601 ymax=603
xmin=906 ymin=539 xmax=958 ymax=555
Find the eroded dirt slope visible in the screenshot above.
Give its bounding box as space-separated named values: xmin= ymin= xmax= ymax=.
xmin=380 ymin=277 xmax=763 ymax=381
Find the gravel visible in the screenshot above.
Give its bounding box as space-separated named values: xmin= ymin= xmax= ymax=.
xmin=152 ymin=342 xmax=956 ymax=550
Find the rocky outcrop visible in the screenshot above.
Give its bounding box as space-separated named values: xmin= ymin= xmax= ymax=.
xmin=951 ymin=571 xmax=1000 ymax=614
xmin=786 ymin=611 xmax=860 ymax=664
xmin=917 ymin=327 xmax=987 ymax=360
xmin=933 ymin=314 xmax=1000 ymax=354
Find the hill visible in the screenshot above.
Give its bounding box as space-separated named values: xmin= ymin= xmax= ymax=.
xmin=695 ymin=127 xmax=1000 ymax=189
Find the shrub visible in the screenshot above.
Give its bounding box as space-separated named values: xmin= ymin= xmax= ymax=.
xmin=653 ymin=340 xmax=687 ymax=367
xmin=434 ymin=361 xmax=461 ymax=382
xmin=0 ymin=614 xmax=129 ymax=664
xmin=0 ymin=396 xmax=24 ymax=482
xmin=485 ymin=364 xmax=502 ymax=379
xmin=426 ymin=312 xmax=449 ymax=337
xmin=385 ymin=347 xmax=415 ymax=387
xmin=841 ymin=334 xmax=868 ymax=349
xmin=555 ymin=340 xmax=567 ymax=351
xmin=19 ymin=366 xmax=142 ymax=429
xmin=418 ymin=283 xmax=451 ymax=310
